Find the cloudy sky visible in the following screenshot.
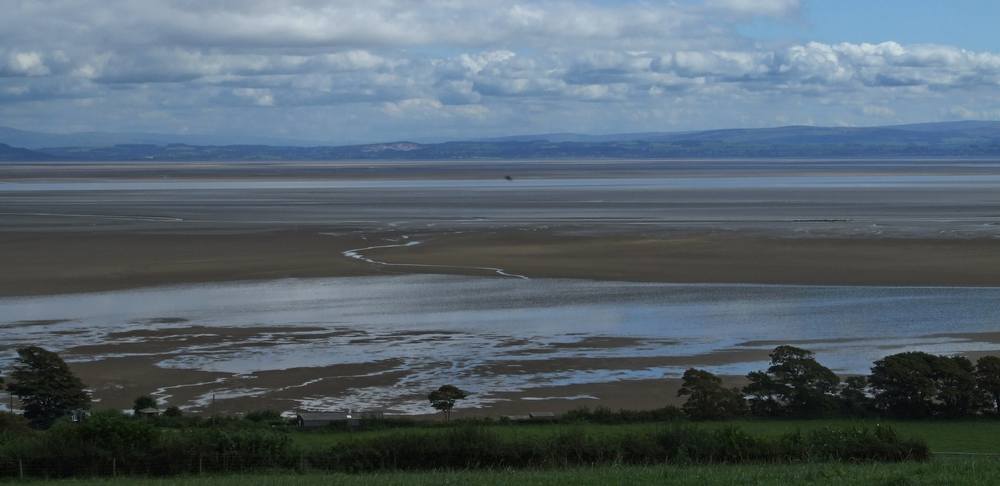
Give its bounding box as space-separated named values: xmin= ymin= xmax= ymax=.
xmin=2 ymin=0 xmax=999 ymax=144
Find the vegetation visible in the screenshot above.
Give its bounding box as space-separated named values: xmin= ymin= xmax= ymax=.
xmin=677 ymin=369 xmax=745 ymax=420
xmin=976 ymin=355 xmax=1000 ymax=414
xmin=0 ymin=413 xmax=928 ymax=478
xmin=427 ymin=385 xmax=469 ymax=420
xmin=13 ymin=460 xmax=1000 ymax=486
xmin=4 ymin=345 xmax=1000 ymax=480
xmin=4 ymin=347 xmax=90 ymax=429
xmin=672 ymin=346 xmax=1000 ymax=421
xmin=132 ymin=396 xmax=158 ymax=416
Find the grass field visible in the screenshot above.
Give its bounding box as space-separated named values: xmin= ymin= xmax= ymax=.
xmin=12 ymin=459 xmax=1000 ymax=485
xmin=9 ymin=419 xmax=1000 ymax=485
xmin=288 ymin=419 xmax=1000 ymax=455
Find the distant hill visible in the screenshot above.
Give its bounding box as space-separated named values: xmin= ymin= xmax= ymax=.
xmin=1 ymin=121 xmax=999 ymax=161
xmin=474 ymin=121 xmax=1000 ymax=145
xmin=0 ymin=126 xmax=326 ymax=149
xmin=0 ymin=143 xmax=54 ymax=161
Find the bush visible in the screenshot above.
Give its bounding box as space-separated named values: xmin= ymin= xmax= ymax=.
xmin=781 ymin=425 xmax=930 ymax=462
xmin=303 ymin=424 xmax=927 ymax=472
xmin=0 ymin=413 xmax=31 ymax=437
xmin=0 ymin=409 xmax=296 ymax=478
xmin=561 ymin=406 xmax=685 ymax=424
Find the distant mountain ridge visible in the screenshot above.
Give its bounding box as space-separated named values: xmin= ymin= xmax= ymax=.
xmin=0 ymin=126 xmax=326 ymax=149
xmin=473 ymin=121 xmax=1000 ymax=144
xmin=2 ymin=121 xmax=1000 ymax=161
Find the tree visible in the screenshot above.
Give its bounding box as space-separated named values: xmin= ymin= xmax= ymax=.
xmin=767 ymin=345 xmax=840 ymax=417
xmin=677 ymin=368 xmax=746 ymax=420
xmin=132 ymin=395 xmax=158 ymax=416
xmin=838 ymin=375 xmax=872 ymax=417
xmin=743 ymin=346 xmax=839 ymax=418
xmin=163 ymin=406 xmax=183 ymax=418
xmin=870 ymin=352 xmax=987 ymax=418
xmin=6 ymin=347 xmax=90 ymax=428
xmin=976 ymin=356 xmax=1000 ymax=414
xmin=869 ymin=352 xmax=939 ymax=418
xmin=743 ymin=370 xmax=785 ymax=417
xmin=428 ymin=385 xmax=469 ymax=420
xmin=933 ymin=355 xmax=984 ymax=418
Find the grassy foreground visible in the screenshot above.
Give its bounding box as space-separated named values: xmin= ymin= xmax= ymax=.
xmin=12 ymin=459 xmax=1000 ymax=485
xmin=289 ymin=419 xmax=1000 ymax=455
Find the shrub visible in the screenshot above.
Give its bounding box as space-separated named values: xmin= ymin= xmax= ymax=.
xmin=303 ymin=424 xmax=926 ymax=472
xmin=561 ymin=406 xmax=684 ymax=424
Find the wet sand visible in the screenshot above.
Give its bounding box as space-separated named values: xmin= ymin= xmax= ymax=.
xmin=5 ymin=229 xmax=1000 ymax=296
xmin=5 ymin=159 xmax=1000 ymax=414
xmin=61 ymin=343 xmax=754 ymax=414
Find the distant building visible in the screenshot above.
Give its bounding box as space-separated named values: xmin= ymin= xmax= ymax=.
xmin=295 ymin=409 xmax=385 ymax=428
xmin=502 ymin=414 xmax=531 ymax=422
xmin=502 ymin=412 xmax=557 ymax=422
xmin=135 ymin=408 xmax=160 ymax=418
xmin=529 ymin=412 xmax=556 ymax=421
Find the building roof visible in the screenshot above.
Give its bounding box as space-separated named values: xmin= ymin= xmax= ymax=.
xmin=297 ymin=411 xmax=351 ymax=421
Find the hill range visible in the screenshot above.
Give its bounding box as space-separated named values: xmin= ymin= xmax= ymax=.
xmin=2 ymin=121 xmax=1000 ymax=161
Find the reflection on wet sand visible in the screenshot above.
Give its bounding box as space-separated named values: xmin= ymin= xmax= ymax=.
xmin=3 ymin=275 xmax=1000 ymax=414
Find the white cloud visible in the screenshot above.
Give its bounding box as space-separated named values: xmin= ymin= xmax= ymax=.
xmin=0 ymin=1 xmax=998 ymax=142
xmin=2 ymin=51 xmax=50 ymax=76
xmin=862 ymin=105 xmax=896 ymax=118
xmin=233 ymin=88 xmax=275 ymax=107
xmin=706 ymin=0 xmax=801 ymax=17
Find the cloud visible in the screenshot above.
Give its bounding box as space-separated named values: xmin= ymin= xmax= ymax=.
xmin=233 ymin=88 xmax=275 ymax=107
xmin=2 ymin=51 xmax=51 ymax=77
xmin=706 ymin=0 xmax=801 ymax=17
xmin=0 ymin=1 xmax=998 ymax=142
xmin=862 ymin=105 xmax=896 ymax=118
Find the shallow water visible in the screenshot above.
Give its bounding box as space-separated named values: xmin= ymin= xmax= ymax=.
xmin=4 ymin=159 xmax=1000 ymax=237
xmin=2 ymin=275 xmax=999 ymax=411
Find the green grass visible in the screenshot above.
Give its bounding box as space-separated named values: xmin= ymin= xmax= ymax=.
xmin=290 ymin=419 xmax=1000 ymax=455
xmin=13 ymin=459 xmax=1000 ymax=485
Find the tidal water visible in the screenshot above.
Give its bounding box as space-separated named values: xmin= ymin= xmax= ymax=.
xmin=3 ymin=275 xmax=998 ymax=379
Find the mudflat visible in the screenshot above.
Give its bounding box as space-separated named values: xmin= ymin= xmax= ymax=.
xmin=4 ymin=159 xmax=1000 ymax=415
xmin=4 ymin=229 xmax=1000 ymax=296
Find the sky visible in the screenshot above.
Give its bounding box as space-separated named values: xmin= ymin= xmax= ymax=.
xmin=1 ymin=0 xmax=999 ymax=144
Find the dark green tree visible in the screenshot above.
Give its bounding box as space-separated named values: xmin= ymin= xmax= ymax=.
xmin=932 ymin=355 xmax=984 ymax=418
xmin=677 ymin=368 xmax=746 ymax=420
xmin=163 ymin=406 xmax=183 ymax=418
xmin=871 ymin=352 xmax=988 ymax=418
xmin=767 ymin=345 xmax=840 ymax=417
xmin=869 ymin=352 xmax=939 ymax=418
xmin=428 ymin=385 xmax=469 ymax=420
xmin=976 ymin=356 xmax=1000 ymax=414
xmin=838 ymin=375 xmax=872 ymax=417
xmin=743 ymin=370 xmax=785 ymax=417
xmin=6 ymin=346 xmax=90 ymax=428
xmin=743 ymin=346 xmax=839 ymax=417
xmin=132 ymin=395 xmax=158 ymax=416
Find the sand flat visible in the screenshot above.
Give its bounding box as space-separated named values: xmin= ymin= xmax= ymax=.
xmin=5 ymin=230 xmax=1000 ymax=296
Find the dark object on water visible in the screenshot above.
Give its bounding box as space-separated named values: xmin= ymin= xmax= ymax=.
xmin=504 ymin=175 xmax=513 ymax=181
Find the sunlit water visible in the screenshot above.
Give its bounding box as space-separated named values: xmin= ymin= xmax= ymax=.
xmin=2 ymin=275 xmax=999 ymax=411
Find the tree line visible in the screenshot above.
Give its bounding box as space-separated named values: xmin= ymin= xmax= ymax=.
xmin=4 ymin=344 xmax=1000 ymax=428
xmin=679 ymin=345 xmax=1000 ymax=420
xmin=0 ymin=346 xmax=476 ymax=429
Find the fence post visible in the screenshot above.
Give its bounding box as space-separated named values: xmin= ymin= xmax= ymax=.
xmin=18 ymin=458 xmax=23 ymax=480
xmin=112 ymin=457 xmax=117 ymax=477
xmin=198 ymin=454 xmax=203 ymax=475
